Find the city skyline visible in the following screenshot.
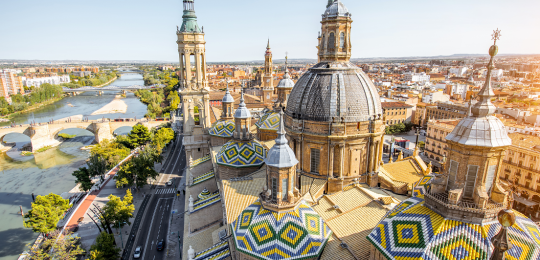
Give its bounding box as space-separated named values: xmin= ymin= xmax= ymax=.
xmin=0 ymin=0 xmax=539 ymax=62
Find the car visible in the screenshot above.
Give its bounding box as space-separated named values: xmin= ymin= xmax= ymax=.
xmin=134 ymin=246 xmax=142 ymax=259
xmin=166 ymin=180 xmax=172 ymax=186
xmin=72 ymin=225 xmax=79 ymax=232
xmin=77 ymin=217 xmax=84 ymax=223
xmin=156 ymin=240 xmax=164 ymax=251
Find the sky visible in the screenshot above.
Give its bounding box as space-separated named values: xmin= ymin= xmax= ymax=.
xmin=0 ymin=0 xmax=539 ymax=62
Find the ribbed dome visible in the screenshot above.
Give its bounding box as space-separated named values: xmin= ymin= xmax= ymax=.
xmin=323 ymin=0 xmax=350 ymax=18
xmin=276 ymin=70 xmax=294 ymax=89
xmin=285 ymin=62 xmax=383 ymax=122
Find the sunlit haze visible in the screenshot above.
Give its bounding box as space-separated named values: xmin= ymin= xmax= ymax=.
xmin=1 ymin=0 xmax=539 ymax=62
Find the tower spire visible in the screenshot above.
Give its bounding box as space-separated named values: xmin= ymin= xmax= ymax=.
xmin=180 ymin=0 xmax=201 ymax=33
xmin=267 ymin=38 xmax=270 ymax=49
xmin=471 ymin=29 xmax=500 ymax=118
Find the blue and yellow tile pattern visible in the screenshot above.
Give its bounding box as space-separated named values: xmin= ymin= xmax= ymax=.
xmin=194 ymin=241 xmax=230 ymax=260
xmin=412 ymin=175 xmax=433 ymax=198
xmin=255 ymin=111 xmax=280 ymax=131
xmin=209 ymin=120 xmax=235 ymax=138
xmin=231 ymin=201 xmax=332 ymax=260
xmin=216 ymin=140 xmax=266 ymax=168
xmin=367 ymin=196 xmax=540 ymax=260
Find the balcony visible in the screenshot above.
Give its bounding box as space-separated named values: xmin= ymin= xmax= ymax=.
xmin=424 ymin=191 xmax=504 ymax=224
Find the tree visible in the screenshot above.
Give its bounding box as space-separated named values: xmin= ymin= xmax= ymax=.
xmin=87 ymin=154 xmax=108 ymax=181
xmin=127 ymin=125 xmax=152 ymax=149
xmin=89 ymin=232 xmax=121 ymax=260
xmin=91 ymin=139 xmax=131 ymax=169
xmin=24 ymin=193 xmax=71 ymax=234
xmin=152 ymin=128 xmax=175 ymax=152
xmin=115 ymin=145 xmax=162 ymax=189
xmin=102 ymin=190 xmax=134 ymax=230
xmin=72 ymin=167 xmax=94 ymax=192
xmin=26 ymin=230 xmax=84 ymax=260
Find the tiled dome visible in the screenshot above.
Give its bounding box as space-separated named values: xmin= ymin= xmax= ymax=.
xmin=216 ymin=140 xmax=266 ymax=168
xmin=231 ymin=200 xmax=332 ymax=260
xmin=209 ymin=120 xmax=235 ymax=138
xmin=255 ymin=111 xmax=280 ymax=131
xmin=286 ymin=62 xmax=383 ymax=122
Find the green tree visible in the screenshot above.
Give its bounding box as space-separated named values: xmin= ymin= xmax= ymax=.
xmin=87 ymin=154 xmax=108 ymax=181
xmin=115 ymin=145 xmax=162 ymax=189
xmin=102 ymin=190 xmax=134 ymax=228
xmin=91 ymin=139 xmax=131 ymax=169
xmin=24 ymin=193 xmax=71 ymax=234
xmin=26 ymin=231 xmax=84 ymax=260
xmin=127 ymin=125 xmax=152 ymax=149
xmin=152 ymin=128 xmax=175 ymax=152
xmin=72 ymin=167 xmax=94 ymax=192
xmin=89 ymin=232 xmax=121 ymax=260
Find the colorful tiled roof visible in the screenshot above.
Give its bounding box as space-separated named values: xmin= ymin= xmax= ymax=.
xmin=209 ymin=120 xmax=235 ymax=138
xmin=194 ymin=241 xmax=230 ymax=260
xmin=222 ymin=176 xmax=266 ymax=224
xmin=216 ymin=140 xmax=266 ymax=168
xmin=255 ymin=111 xmax=280 ymax=130
xmin=192 ymin=170 xmax=215 ymax=187
xmin=191 ymin=155 xmax=211 ymax=169
xmin=231 ymin=200 xmax=332 ymax=260
xmin=367 ymin=196 xmax=540 ymax=260
xmin=380 ymin=159 xmax=426 ymax=190
xmin=193 ymin=191 xmax=221 ymax=213
xmin=412 ymin=175 xmax=433 ymax=198
xmin=198 ymin=188 xmax=212 ymax=200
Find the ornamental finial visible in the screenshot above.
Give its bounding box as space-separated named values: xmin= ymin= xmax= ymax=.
xmin=492 ymin=28 xmax=501 ymax=45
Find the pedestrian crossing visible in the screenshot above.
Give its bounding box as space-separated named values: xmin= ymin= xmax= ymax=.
xmin=155 ymin=188 xmax=176 ymax=195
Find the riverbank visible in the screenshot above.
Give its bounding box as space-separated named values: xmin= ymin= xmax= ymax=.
xmin=0 ymin=97 xmax=63 ymax=121
xmin=94 ymin=76 xmax=117 ymax=88
xmin=90 ymin=97 xmax=128 ymax=115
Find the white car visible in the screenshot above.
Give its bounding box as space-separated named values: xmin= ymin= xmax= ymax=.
xmin=166 ymin=180 xmax=173 ymax=186
xmin=134 ymin=246 xmax=142 ymax=259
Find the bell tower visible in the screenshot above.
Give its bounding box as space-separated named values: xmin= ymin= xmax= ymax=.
xmin=262 ymin=40 xmax=274 ymax=103
xmin=317 ymin=0 xmax=352 ymax=62
xmin=177 ymin=0 xmax=211 ymax=161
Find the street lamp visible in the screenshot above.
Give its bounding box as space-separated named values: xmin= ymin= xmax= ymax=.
xmin=116 ymin=221 xmax=127 ymax=248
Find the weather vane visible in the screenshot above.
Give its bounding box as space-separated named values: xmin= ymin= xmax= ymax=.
xmin=492 ymin=28 xmax=501 ymax=45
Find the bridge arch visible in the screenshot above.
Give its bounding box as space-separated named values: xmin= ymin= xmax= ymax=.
xmin=51 ymin=125 xmax=96 ymax=140
xmin=0 ymin=132 xmax=32 ymax=150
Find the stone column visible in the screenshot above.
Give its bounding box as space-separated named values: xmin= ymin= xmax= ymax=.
xmin=328 ymin=144 xmax=334 ymax=177
xmin=369 ymin=137 xmax=375 ymax=172
xmin=339 ymin=144 xmax=345 ymax=178
xmin=185 ymin=52 xmax=192 ymax=83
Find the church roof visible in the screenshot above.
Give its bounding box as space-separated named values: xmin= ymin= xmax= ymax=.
xmin=379 ymin=158 xmax=426 ymax=190
xmin=216 ymin=140 xmax=266 ymax=168
xmin=234 ymin=91 xmax=251 ymax=119
xmin=286 ymin=62 xmax=383 ymax=123
xmin=367 ymin=195 xmax=540 ymax=260
xmin=323 ymin=0 xmax=351 ymax=18
xmin=231 ymin=200 xmax=332 ymax=260
xmin=255 ymin=110 xmax=280 ymax=131
xmin=209 ymin=120 xmax=235 ymax=138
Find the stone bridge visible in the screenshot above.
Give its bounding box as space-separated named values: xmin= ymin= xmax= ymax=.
xmin=0 ymin=119 xmax=167 ymax=152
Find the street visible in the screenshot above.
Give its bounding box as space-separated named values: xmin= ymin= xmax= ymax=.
xmin=123 ymin=134 xmax=187 ymax=260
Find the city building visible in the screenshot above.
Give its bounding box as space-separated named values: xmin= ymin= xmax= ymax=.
xmin=23 ymin=74 xmax=70 ymax=87
xmin=449 ymin=66 xmax=469 ymax=77
xmin=403 ymin=72 xmax=430 ymax=83
xmin=421 ymin=90 xmax=450 ymax=103
xmin=381 ymin=101 xmax=413 ymax=125
xmin=0 ymin=69 xmax=25 ymax=99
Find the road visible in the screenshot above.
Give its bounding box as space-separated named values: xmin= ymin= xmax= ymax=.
xmin=123 ymin=134 xmax=187 ymax=260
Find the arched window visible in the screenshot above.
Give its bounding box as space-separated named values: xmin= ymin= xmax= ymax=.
xmin=321 ymin=35 xmax=326 ymax=51
xmin=339 ymin=32 xmax=345 ymax=49
xmin=310 ymin=148 xmax=320 ymax=174
xmin=328 ymin=33 xmax=335 ymax=52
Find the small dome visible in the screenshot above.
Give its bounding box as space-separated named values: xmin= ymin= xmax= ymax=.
xmin=445 ymin=116 xmax=511 ymax=147
xmin=276 ymin=70 xmax=294 ymax=89
xmin=286 ymin=62 xmax=383 ymax=122
xmin=265 ymin=111 xmax=298 ymax=168
xmin=216 ymin=140 xmax=266 ymax=168
xmin=222 ymin=88 xmax=234 ymax=103
xmin=255 ymin=111 xmax=280 ymax=131
xmin=234 ymin=91 xmax=251 ymax=119
xmin=323 ymin=0 xmax=350 ymax=18
xmin=209 ymin=120 xmax=235 ymax=138
xmin=198 ymin=187 xmax=211 ymax=200
xmin=231 ymin=201 xmax=332 ymax=260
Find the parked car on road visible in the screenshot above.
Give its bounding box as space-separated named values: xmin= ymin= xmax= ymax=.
xmin=166 ymin=180 xmax=172 ymax=186
xmin=134 ymin=246 xmax=142 ymax=258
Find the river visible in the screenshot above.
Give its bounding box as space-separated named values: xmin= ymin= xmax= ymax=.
xmin=0 ymin=73 xmax=147 ymax=260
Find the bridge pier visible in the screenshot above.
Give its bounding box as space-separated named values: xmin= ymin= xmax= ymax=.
xmin=91 ymin=122 xmax=114 ymax=143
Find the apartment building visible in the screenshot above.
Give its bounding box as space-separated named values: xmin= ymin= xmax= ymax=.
xmin=403 ymin=72 xmax=430 ymax=83
xmin=23 ymin=74 xmax=70 ymax=87
xmin=381 ymin=101 xmax=413 ymax=125
xmin=0 ymin=69 xmax=25 ymax=99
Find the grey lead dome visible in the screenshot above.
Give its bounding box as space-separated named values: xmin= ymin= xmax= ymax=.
xmin=285 ymin=62 xmax=383 ymax=122
xmin=323 ymin=0 xmax=350 ymax=18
